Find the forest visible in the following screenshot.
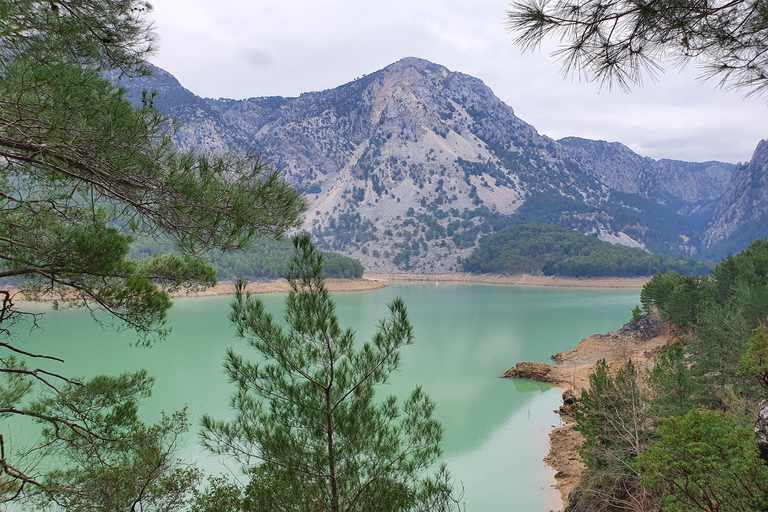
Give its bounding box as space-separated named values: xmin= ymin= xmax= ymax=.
xmin=131 ymin=236 xmax=364 ymax=280
xmin=567 ymin=238 xmax=768 ymax=511
xmin=462 ymin=224 xmax=713 ymax=277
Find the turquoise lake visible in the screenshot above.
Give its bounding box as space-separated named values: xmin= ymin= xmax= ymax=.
xmin=6 ymin=283 xmax=641 ymax=511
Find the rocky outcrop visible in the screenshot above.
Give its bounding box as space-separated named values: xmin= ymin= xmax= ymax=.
xmin=617 ymin=314 xmax=660 ymax=341
xmin=702 ymin=140 xmax=768 ymax=253
xmin=545 ymin=423 xmax=585 ymax=510
xmin=559 ymin=389 xmax=579 ymax=417
xmin=502 ymin=361 xmax=554 ymax=382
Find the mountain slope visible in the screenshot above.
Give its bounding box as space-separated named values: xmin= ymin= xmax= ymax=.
xmin=557 ymin=137 xmax=732 ymax=204
xmin=702 ymin=140 xmax=768 ymax=256
xmin=119 ymin=58 xmax=742 ymax=272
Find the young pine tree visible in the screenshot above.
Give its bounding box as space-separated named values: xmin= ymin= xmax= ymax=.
xmin=571 ymin=360 xmax=655 ymax=511
xmin=201 ymin=234 xmax=455 ymax=512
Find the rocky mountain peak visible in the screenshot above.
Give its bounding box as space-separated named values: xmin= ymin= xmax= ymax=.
xmin=117 ymin=58 xmax=749 ymax=272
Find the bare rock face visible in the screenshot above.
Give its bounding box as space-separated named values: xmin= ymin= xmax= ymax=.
xmin=703 ymin=140 xmax=768 ymax=252
xmin=502 ymin=361 xmax=554 ymax=382
xmin=755 ymin=399 xmax=768 ymax=461
xmin=618 ymin=315 xmax=660 ymax=341
xmin=558 ymin=137 xmax=733 ymax=204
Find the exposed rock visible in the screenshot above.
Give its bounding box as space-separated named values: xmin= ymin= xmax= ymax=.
xmin=551 ymin=352 xmax=567 ymax=363
xmin=559 ymin=389 xmax=579 ymax=417
xmin=617 ymin=314 xmax=660 ymax=341
xmin=755 ymin=399 xmax=768 ymax=461
xmin=117 ymin=58 xmax=742 ymax=271
xmin=558 ymin=137 xmax=733 ymax=204
xmin=115 ymin=57 xmax=744 ymax=274
xmin=703 ymin=139 xmax=768 ymax=255
xmin=502 ymin=361 xmax=554 ymax=382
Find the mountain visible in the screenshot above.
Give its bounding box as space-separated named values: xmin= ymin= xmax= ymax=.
xmin=119 ymin=58 xmax=744 ymax=273
xmin=701 ymin=140 xmax=768 ymax=256
xmin=557 ymin=137 xmax=731 ymax=204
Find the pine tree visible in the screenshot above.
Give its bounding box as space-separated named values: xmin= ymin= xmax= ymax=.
xmin=0 ymin=0 xmax=305 ymax=503
xmin=202 ymin=234 xmax=455 ymax=512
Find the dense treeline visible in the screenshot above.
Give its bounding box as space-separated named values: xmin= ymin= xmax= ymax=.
xmin=462 ymin=224 xmax=713 ymax=277
xmin=569 ymin=239 xmax=768 ymax=511
xmin=132 ymin=236 xmax=364 ymax=280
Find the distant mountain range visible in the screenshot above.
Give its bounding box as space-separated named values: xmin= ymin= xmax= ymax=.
xmin=119 ymin=57 xmax=765 ymax=273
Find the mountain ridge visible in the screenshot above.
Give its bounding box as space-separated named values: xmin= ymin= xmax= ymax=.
xmin=120 ymin=57 xmax=760 ymax=272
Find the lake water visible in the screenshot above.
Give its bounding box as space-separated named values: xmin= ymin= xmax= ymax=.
xmin=7 ymin=283 xmax=640 ymax=511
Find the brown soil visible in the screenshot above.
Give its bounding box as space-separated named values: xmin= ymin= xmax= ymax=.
xmin=11 ymin=273 xmax=645 ymax=302
xmin=545 ymin=424 xmax=585 ymax=510
xmin=547 ymin=326 xmax=670 ymax=393
xmin=169 ymin=278 xmax=387 ymax=297
xmin=365 ymin=273 xmax=648 ymax=288
xmin=505 ymin=323 xmax=671 ymax=511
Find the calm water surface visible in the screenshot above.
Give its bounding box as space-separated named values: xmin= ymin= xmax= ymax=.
xmin=8 ymin=283 xmax=639 ymax=511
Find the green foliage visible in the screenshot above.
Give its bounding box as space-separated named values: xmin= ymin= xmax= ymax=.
xmin=641 ymin=239 xmax=768 ymax=329
xmin=639 ymin=241 xmax=768 ymax=392
xmin=574 ymin=239 xmax=768 ymax=509
xmin=210 ymin=238 xmax=363 ymax=279
xmin=640 ymin=270 xmax=683 ymax=314
xmin=576 ymin=360 xmax=651 ymax=468
xmin=573 ymin=244 xmax=768 ymax=511
xmin=648 ymin=343 xmax=700 ymax=418
xmin=571 ymin=360 xmax=655 ymax=510
xmin=0 ymin=0 xmax=304 ymax=504
xmin=133 ymin=236 xmax=364 ymax=280
xmin=630 ymin=305 xmax=643 ymax=324
xmin=0 ymin=0 xmax=305 ymax=342
xmin=508 ymin=0 xmax=768 ymax=96
xmin=665 ymin=275 xmax=712 ymax=327
xmin=22 ymin=372 xmax=200 ymax=512
xmin=513 ymin=193 xmax=595 ymax=223
xmin=694 ymin=301 xmax=751 ymax=389
xmin=201 ymin=234 xmax=455 ymax=512
xmin=190 ymin=476 xmax=244 ymax=512
xmin=738 ymin=326 xmax=768 ymax=392
xmin=636 ymin=410 xmax=768 ymax=512
xmin=462 ymin=224 xmax=711 ymax=277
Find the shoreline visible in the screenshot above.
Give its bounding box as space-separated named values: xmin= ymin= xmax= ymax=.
xmin=504 ymin=320 xmax=670 ymax=511
xmin=173 ymin=273 xmax=649 ymax=297
xmin=8 ymin=273 xmax=648 ymax=301
xmin=364 ymin=273 xmax=648 ymax=289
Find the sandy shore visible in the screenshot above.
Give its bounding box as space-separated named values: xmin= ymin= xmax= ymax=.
xmin=363 ymin=273 xmax=648 ymax=288
xmin=149 ymin=272 xmax=650 ymax=298
xmin=9 ymin=273 xmax=648 ymax=301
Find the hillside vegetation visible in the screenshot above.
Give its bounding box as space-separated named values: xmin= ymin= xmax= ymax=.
xmin=131 ymin=237 xmax=364 ymax=280
xmin=462 ymin=224 xmax=713 ymax=277
xmin=568 ymin=238 xmax=768 ymax=511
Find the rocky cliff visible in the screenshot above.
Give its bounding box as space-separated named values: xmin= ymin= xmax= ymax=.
xmin=558 ymin=137 xmax=732 ymax=204
xmin=702 ymin=140 xmax=768 ymax=255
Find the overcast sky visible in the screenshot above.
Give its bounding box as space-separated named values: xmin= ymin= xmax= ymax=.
xmin=148 ymin=0 xmax=766 ymax=164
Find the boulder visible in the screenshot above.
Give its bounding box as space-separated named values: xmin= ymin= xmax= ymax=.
xmin=502 ymin=362 xmax=554 ymax=382
xmin=559 ymin=389 xmax=579 ymax=416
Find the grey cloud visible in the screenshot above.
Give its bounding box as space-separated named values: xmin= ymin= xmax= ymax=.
xmin=242 ymin=48 xmax=275 ymax=67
